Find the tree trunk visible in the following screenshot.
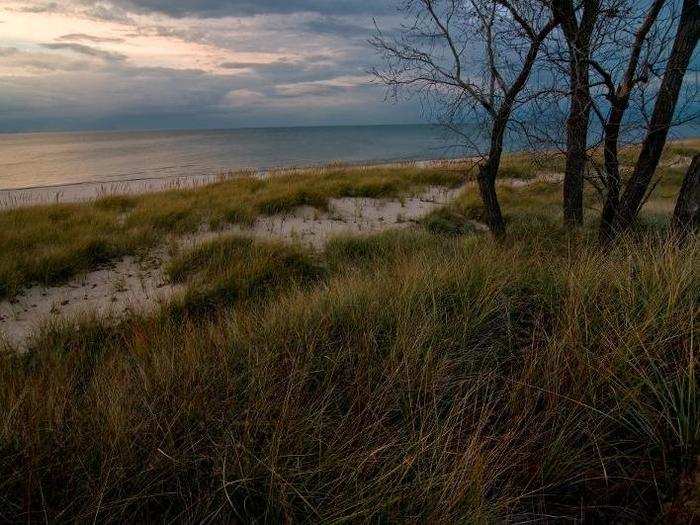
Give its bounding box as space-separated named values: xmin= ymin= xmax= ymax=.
xmin=478 ymin=113 xmax=508 ymax=237
xmin=597 ymin=0 xmax=666 ymax=242
xmin=598 ymin=103 xmax=627 ymax=242
xmin=473 ymin=13 xmax=559 ymax=237
xmin=553 ymin=0 xmax=598 ymax=227
xmin=613 ymin=0 xmax=700 ymax=234
xmin=563 ymin=59 xmax=591 ymax=227
xmin=477 ymin=164 xmax=506 ymax=237
xmin=671 ymin=153 xmax=700 ymax=242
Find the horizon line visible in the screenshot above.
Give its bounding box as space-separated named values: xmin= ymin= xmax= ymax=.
xmin=0 ymin=122 xmax=445 ymax=136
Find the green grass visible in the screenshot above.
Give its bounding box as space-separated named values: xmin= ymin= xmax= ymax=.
xmin=0 ymin=144 xmax=698 ymax=521
xmin=498 ymin=153 xmax=540 ymax=179
xmin=589 ymin=138 xmax=700 ymax=167
xmin=0 ymin=226 xmax=696 ymax=522
xmin=668 ymin=144 xmax=700 ymax=158
xmin=0 ymin=164 xmax=463 ymax=299
xmin=421 ymin=179 xmax=567 ymax=235
xmin=166 ymin=236 xmax=327 ymax=315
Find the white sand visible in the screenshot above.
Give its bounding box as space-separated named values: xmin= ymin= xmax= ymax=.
xmin=0 ymin=254 xmax=178 ymax=349
xmin=195 ymin=185 xmax=475 ymax=248
xmin=0 ymin=172 xmax=563 ymax=350
xmin=0 ymin=184 xmax=468 ymax=349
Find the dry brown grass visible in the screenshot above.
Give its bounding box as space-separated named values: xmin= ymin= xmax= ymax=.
xmin=0 ymin=140 xmax=698 ymax=521
xmin=0 ymin=226 xmax=697 ymax=522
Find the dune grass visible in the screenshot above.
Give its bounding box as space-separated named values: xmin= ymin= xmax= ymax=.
xmin=0 ymin=224 xmax=697 ymax=522
xmin=1 ymin=140 xmax=694 ymax=300
xmin=166 ymin=236 xmax=327 ymax=315
xmin=0 ymin=141 xmax=698 ymax=521
xmin=422 ymin=179 xmax=566 ymax=235
xmin=0 ymin=164 xmax=462 ymax=299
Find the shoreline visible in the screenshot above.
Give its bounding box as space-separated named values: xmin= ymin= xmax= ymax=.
xmin=1 ymin=135 xmax=696 ymax=210
xmin=0 ymin=156 xmax=474 ymax=210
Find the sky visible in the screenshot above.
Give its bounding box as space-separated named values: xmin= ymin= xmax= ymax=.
xmin=0 ymin=0 xmax=420 ymax=132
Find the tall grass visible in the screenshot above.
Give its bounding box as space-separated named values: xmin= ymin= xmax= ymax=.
xmin=0 ymin=165 xmax=462 ymax=299
xmin=1 ymin=228 xmax=696 ymax=522
xmin=2 ymin=139 xmax=693 ymax=300
xmin=1 ymin=141 xmax=698 ymax=520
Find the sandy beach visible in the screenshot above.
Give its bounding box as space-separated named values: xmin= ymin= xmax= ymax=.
xmin=0 ymin=157 xmax=472 ymax=210
xmin=0 ymin=163 xmax=475 ymax=349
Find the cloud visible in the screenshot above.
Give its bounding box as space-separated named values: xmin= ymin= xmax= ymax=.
xmin=42 ymin=43 xmax=126 ymax=62
xmin=224 ymin=88 xmax=267 ymax=105
xmin=11 ymin=2 xmax=60 ymax=13
xmin=0 ymin=47 xmax=20 ymax=57
xmin=216 ymin=55 xmax=368 ymax=87
xmin=274 ymin=82 xmax=348 ymax=98
xmin=302 ymin=16 xmax=369 ymax=36
xmin=57 ymin=33 xmax=125 ymax=44
xmin=0 ymin=0 xmax=417 ymax=131
xmin=0 ymin=46 xmax=97 ymax=74
xmin=110 ymin=0 xmax=394 ymax=18
xmin=82 ymin=4 xmax=135 ymax=23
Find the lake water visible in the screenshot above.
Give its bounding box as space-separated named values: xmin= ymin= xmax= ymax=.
xmin=0 ymin=125 xmax=461 ymax=190
xmin=1 ymin=123 xmax=697 ymax=191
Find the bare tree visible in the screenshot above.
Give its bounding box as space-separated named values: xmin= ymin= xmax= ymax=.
xmin=590 ymin=0 xmax=669 ymax=241
xmin=371 ymin=0 xmax=559 ymax=236
xmin=611 ymin=0 xmax=700 ymax=236
xmin=552 ymin=0 xmax=600 ymax=227
xmin=529 ymin=0 xmax=696 ymax=241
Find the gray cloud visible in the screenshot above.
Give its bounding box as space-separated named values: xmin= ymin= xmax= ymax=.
xmin=274 ymin=83 xmax=349 ymax=98
xmin=0 ymin=47 xmax=19 ymax=57
xmin=83 ymin=4 xmax=135 ymax=23
xmin=0 ymin=0 xmax=418 ymax=132
xmin=42 ymin=43 xmax=126 ymax=62
xmin=218 ymin=54 xmax=369 ymax=87
xmin=110 ymin=0 xmax=394 ymax=18
xmin=0 ymin=50 xmax=416 ymax=132
xmin=302 ymin=16 xmax=370 ymax=36
xmin=12 ymin=2 xmax=59 ymax=13
xmin=0 ymin=46 xmax=97 ymax=73
xmin=57 ymin=33 xmax=125 ymax=44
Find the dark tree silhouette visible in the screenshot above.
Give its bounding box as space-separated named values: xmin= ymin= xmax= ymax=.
xmin=593 ymin=0 xmax=669 ymax=241
xmin=539 ymin=0 xmax=696 ymax=241
xmin=552 ymin=0 xmax=600 ymax=227
xmin=371 ymin=0 xmax=558 ymax=236
xmin=671 ymin=153 xmax=700 ymax=241
xmin=612 ymin=0 xmax=699 ymax=236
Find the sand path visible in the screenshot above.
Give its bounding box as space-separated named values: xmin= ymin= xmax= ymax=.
xmin=0 ymin=184 xmax=469 ymax=349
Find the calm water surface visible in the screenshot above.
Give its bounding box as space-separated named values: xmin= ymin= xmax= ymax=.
xmin=1 ymin=123 xmax=697 ymax=191
xmin=0 ymin=125 xmax=460 ymax=190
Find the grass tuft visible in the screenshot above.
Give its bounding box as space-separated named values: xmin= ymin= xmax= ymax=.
xmin=1 ymin=230 xmax=697 ymax=522
xmin=167 ymin=235 xmax=327 ymax=315
xmin=0 ymin=143 xmax=698 ymax=521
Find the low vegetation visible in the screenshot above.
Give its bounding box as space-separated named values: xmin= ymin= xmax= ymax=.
xmin=1 ymin=226 xmax=697 ymax=522
xmin=0 ymin=143 xmax=698 ymax=521
xmin=0 ymin=164 xmax=462 ymax=299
